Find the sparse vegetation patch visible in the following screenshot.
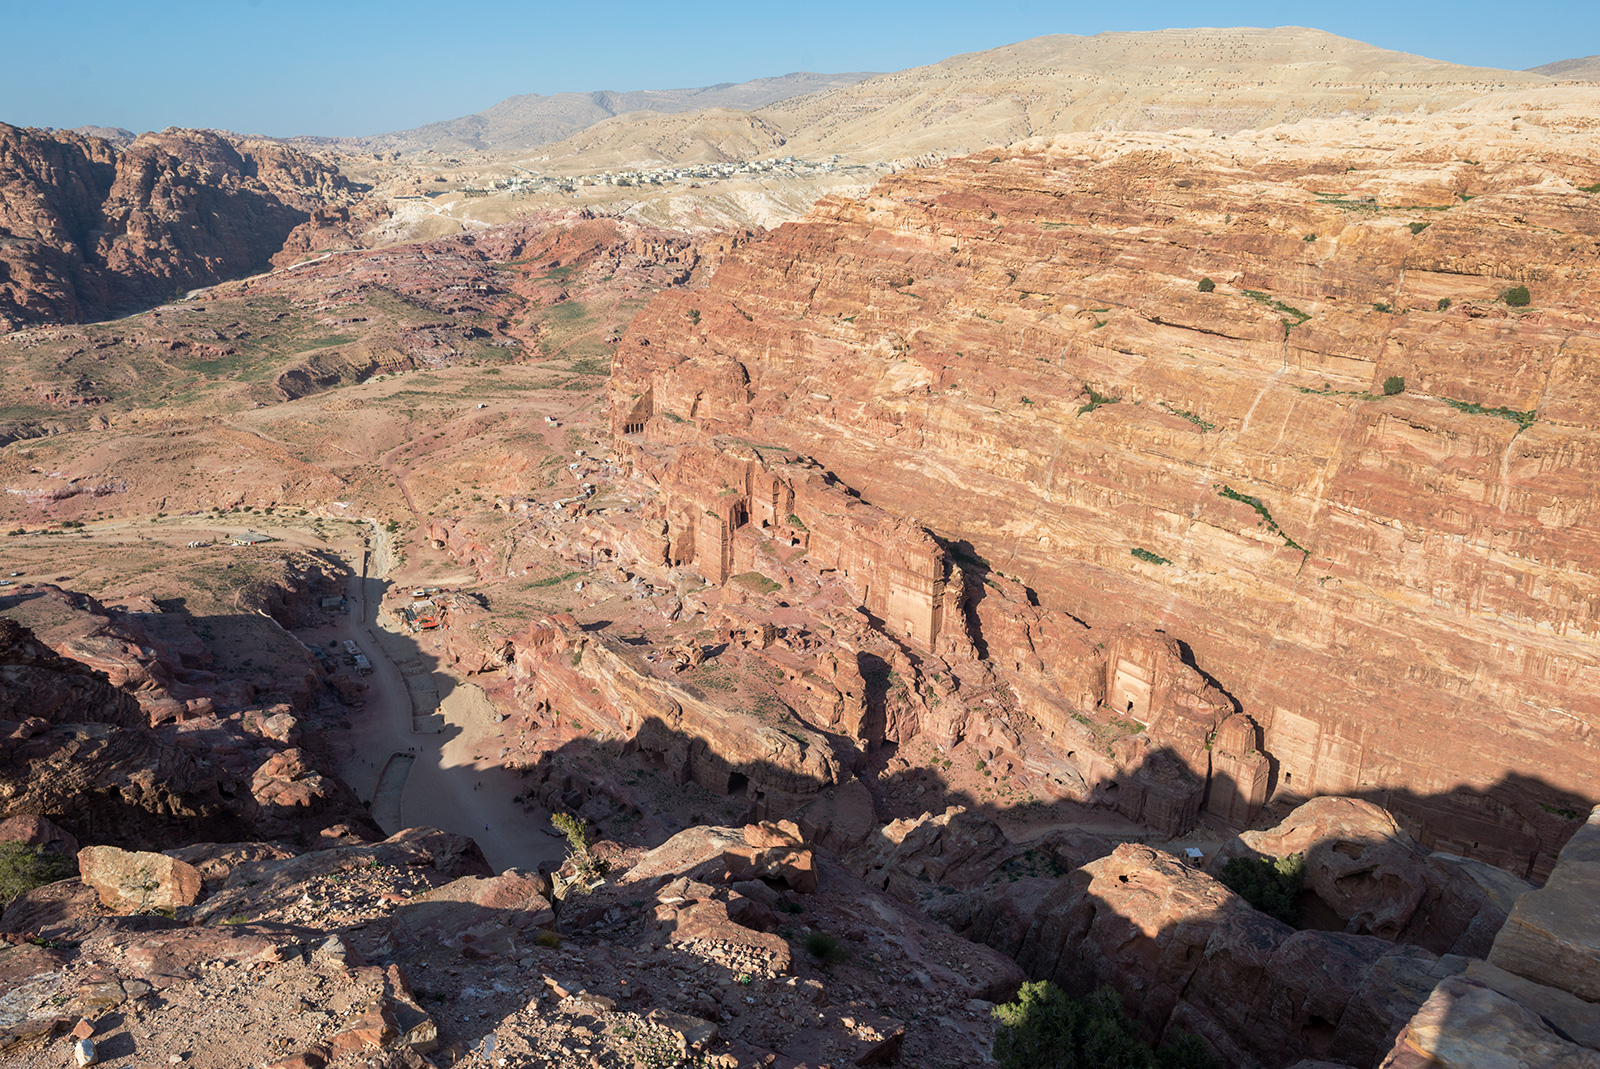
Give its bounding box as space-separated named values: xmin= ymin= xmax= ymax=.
xmin=1218 ymin=853 xmax=1305 ymax=927
xmin=1078 ymin=386 xmax=1120 ymax=416
xmin=1440 ymin=397 xmax=1536 ymax=428
xmin=1217 ymin=485 xmax=1307 ymax=555
xmin=993 ymin=981 xmax=1217 ymax=1069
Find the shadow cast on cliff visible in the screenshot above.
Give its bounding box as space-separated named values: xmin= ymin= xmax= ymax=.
xmin=499 ymin=719 xmax=1595 ymax=1068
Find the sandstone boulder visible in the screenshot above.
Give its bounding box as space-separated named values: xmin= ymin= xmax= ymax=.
xmin=0 ymin=814 xmax=78 ymax=857
xmin=391 ymin=871 xmax=556 ymax=941
xmin=77 ymin=846 xmax=203 ymax=912
xmin=723 ymin=820 xmax=817 ymax=893
xmin=1488 ymin=804 xmax=1600 ymax=1002
xmin=1378 ymin=976 xmax=1600 ymax=1069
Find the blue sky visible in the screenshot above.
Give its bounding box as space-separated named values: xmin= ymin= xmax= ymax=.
xmin=2 ymin=0 xmax=1595 ymax=137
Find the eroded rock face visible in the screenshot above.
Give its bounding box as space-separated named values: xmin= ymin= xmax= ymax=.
xmin=0 ymin=617 xmax=376 ymax=850
xmin=609 ymin=120 xmax=1600 ymax=874
xmin=1378 ymin=976 xmax=1600 ymax=1069
xmin=1214 ymin=797 xmax=1532 ymax=957
xmin=935 ymin=842 xmax=1463 ymax=1068
xmin=0 ymin=124 xmax=366 ymax=329
xmin=1488 ymin=804 xmax=1600 ymax=1002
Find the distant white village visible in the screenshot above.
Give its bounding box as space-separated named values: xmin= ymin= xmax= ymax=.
xmin=427 ymin=155 xmax=859 ymax=199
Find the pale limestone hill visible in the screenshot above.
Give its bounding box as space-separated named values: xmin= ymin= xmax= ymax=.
xmin=529 ymin=26 xmax=1552 ymax=171
xmin=1528 ymin=55 xmax=1600 ymax=80
xmin=764 ymin=26 xmax=1551 ymax=159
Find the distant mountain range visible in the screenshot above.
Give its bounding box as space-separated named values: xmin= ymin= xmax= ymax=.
xmin=294 ymin=72 xmax=877 ymax=154
xmin=1527 ymin=54 xmax=1600 ymax=79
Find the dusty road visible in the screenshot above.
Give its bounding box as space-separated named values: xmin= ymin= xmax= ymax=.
xmin=331 ymin=568 xmax=563 ymax=875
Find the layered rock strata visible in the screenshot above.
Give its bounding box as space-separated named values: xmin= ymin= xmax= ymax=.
xmin=610 ymin=107 xmax=1600 ymax=875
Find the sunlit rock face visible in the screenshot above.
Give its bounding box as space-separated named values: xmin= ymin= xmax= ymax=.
xmin=611 ymin=110 xmax=1600 ymax=877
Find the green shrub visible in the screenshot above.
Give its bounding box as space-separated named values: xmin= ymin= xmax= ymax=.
xmin=1437 ymin=298 xmax=1452 ymax=311
xmin=1383 ymin=376 xmax=1406 ymax=396
xmin=1303 ymin=233 xmax=1317 ymax=242
xmin=1502 ymin=285 xmax=1531 ymax=307
xmin=730 ymin=571 xmax=781 ymax=595
xmin=1218 ymin=853 xmax=1305 ymax=926
xmin=0 ymin=841 xmax=77 ymax=908
xmin=1372 ymin=302 xmax=1392 ymax=313
xmin=1197 ymin=277 xmax=1215 ymax=293
xmin=551 ymin=812 xmax=606 ymax=886
xmin=1078 ymin=387 xmax=1120 ymax=416
xmin=534 ymin=930 xmax=562 ymax=948
xmin=993 ymin=982 xmax=1217 ymax=1069
xmin=1409 ymin=222 xmax=1431 ymax=235
xmin=804 ymin=931 xmax=850 ymax=965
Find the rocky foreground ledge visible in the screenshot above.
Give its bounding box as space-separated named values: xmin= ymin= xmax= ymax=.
xmin=2 ymin=794 xmax=1598 ymax=1067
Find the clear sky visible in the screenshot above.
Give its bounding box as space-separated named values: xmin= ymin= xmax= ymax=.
xmin=2 ymin=0 xmax=1595 ymax=138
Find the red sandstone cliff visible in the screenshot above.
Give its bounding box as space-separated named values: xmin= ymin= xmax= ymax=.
xmin=609 ymin=115 xmax=1600 ymax=877
xmin=0 ymin=124 xmax=366 ymax=328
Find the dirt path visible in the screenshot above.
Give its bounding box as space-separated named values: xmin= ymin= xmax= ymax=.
xmin=331 ymin=554 xmax=562 ymax=875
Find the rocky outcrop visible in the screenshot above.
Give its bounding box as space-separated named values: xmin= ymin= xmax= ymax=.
xmin=935 ymin=842 xmax=1463 ymax=1068
xmin=0 ymin=617 xmax=376 ymax=851
xmin=1487 ymin=804 xmax=1600 ymax=1001
xmin=505 ymin=613 xmax=843 ymax=817
xmin=0 ymin=817 xmax=1023 ymax=1069
xmin=848 ymin=805 xmax=1022 ymax=903
xmin=0 ymin=124 xmax=366 ymax=329
xmin=0 ymin=616 xmax=142 ymax=728
xmin=721 ymin=820 xmax=818 ymax=893
xmin=609 ymin=117 xmax=1600 ymax=875
xmin=1214 ymin=797 xmax=1532 ymax=957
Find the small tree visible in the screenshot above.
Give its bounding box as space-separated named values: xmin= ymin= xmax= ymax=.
xmin=1218 ymin=853 xmax=1305 ymax=926
xmin=551 ymin=812 xmax=606 ymax=890
xmin=1502 ymin=284 xmax=1531 ymax=307
xmin=0 ymin=841 xmax=77 ymax=909
xmin=1383 ymin=376 xmax=1406 ymax=396
xmin=993 ymin=982 xmax=1217 ymax=1069
xmin=1197 ymin=277 xmax=1216 ymax=293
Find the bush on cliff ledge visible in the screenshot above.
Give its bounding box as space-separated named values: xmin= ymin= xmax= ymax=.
xmin=1502 ymin=284 xmax=1531 ymax=307
xmin=1218 ymin=852 xmax=1305 ymax=926
xmin=993 ymin=982 xmax=1216 ymax=1069
xmin=1197 ymin=277 xmax=1215 ymax=293
xmin=1383 ymin=376 xmax=1406 ymax=396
